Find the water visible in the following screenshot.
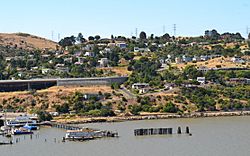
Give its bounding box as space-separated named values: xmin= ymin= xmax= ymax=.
xmin=1 ymin=116 xmax=250 ymax=156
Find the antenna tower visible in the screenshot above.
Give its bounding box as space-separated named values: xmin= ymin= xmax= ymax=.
xmin=135 ymin=28 xmax=138 ymax=38
xmin=173 ymin=24 xmax=176 ymax=36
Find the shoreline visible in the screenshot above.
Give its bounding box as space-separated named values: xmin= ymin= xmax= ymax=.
xmin=54 ymin=110 xmax=250 ymax=124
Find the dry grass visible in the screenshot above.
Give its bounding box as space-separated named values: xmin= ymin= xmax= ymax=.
xmin=0 ymin=33 xmax=59 ymax=50
xmin=100 ymin=67 xmax=132 ymax=76
xmin=174 ymin=56 xmax=249 ymax=70
xmin=0 ymin=85 xmax=113 ymax=112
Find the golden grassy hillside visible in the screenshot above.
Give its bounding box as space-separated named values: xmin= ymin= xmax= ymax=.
xmin=0 ymin=86 xmax=113 ymax=112
xmin=0 ymin=33 xmax=59 ymax=50
xmin=175 ymin=56 xmax=250 ymax=70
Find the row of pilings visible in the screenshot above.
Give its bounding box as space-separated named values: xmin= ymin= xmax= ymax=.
xmin=134 ymin=126 xmax=190 ymax=136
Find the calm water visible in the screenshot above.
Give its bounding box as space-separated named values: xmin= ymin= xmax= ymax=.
xmin=1 ymin=116 xmax=250 ymax=156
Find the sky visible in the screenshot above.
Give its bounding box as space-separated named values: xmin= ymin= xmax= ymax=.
xmin=0 ymin=0 xmax=250 ymax=41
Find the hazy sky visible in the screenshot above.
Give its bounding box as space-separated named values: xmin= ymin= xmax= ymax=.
xmin=0 ymin=0 xmax=250 ymax=40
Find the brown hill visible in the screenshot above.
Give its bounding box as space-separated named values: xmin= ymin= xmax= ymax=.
xmin=0 ymin=33 xmax=59 ymax=50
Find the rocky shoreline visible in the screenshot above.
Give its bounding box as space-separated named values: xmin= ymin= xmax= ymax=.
xmin=55 ymin=111 xmax=250 ymax=124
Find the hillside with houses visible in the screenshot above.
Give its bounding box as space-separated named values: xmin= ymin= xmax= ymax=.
xmin=0 ymin=30 xmax=250 ymax=120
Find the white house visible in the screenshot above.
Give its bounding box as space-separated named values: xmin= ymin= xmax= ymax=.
xmin=98 ymin=58 xmax=109 ymax=67
xmin=182 ymin=55 xmax=192 ymax=62
xmin=42 ymin=68 xmax=51 ymax=74
xmin=175 ymin=57 xmax=182 ymax=64
xmin=132 ymin=83 xmax=149 ymax=89
xmin=200 ymin=55 xmax=209 ymax=61
xmin=132 ymin=83 xmax=150 ymax=94
xmin=84 ymin=52 xmax=95 ymax=57
xmin=116 ymin=43 xmax=127 ymax=49
xmin=231 ymin=57 xmax=245 ymax=63
xmin=197 ymin=77 xmax=206 ymax=84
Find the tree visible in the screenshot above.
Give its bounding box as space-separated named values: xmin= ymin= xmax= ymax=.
xmin=59 ymin=36 xmax=76 ymax=48
xmin=150 ymin=34 xmax=154 ymax=40
xmin=139 ymin=31 xmax=147 ymax=40
xmin=162 ymin=33 xmax=171 ymax=41
xmin=248 ymin=33 xmax=250 ymax=40
xmin=88 ymin=36 xmax=95 ymax=41
xmin=163 ymin=102 xmax=179 ymax=113
xmin=204 ymin=29 xmax=220 ymax=40
xmin=183 ymin=65 xmax=203 ymax=79
xmin=95 ymin=35 xmax=101 ymax=40
xmin=76 ymin=33 xmax=86 ymax=43
xmin=37 ymin=111 xmax=52 ymax=121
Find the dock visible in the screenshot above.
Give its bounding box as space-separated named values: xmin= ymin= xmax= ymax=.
xmin=50 ymin=122 xmax=118 ymax=141
xmin=50 ymin=122 xmax=82 ymax=130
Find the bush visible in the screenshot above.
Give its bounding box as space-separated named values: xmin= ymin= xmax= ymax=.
xmin=104 ymin=93 xmax=112 ymax=99
xmin=163 ymin=102 xmax=179 ymax=113
xmin=88 ymin=108 xmax=115 ymax=117
xmin=122 ymin=97 xmax=128 ymax=102
xmin=129 ymin=105 xmax=142 ymax=115
xmin=111 ymin=83 xmax=120 ymax=90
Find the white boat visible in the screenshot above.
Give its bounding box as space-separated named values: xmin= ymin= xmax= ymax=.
xmin=0 ymin=126 xmax=10 ymax=131
xmin=6 ymin=116 xmax=37 ymax=127
xmin=65 ymin=128 xmax=103 ymax=140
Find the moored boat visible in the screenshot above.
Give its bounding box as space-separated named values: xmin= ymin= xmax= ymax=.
xmin=6 ymin=116 xmax=37 ymax=127
xmin=65 ymin=128 xmax=103 ymax=141
xmin=11 ymin=128 xmax=33 ymax=135
xmin=23 ymin=123 xmax=39 ymax=130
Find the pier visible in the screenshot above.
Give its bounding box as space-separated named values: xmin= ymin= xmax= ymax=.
xmin=50 ymin=122 xmax=82 ymax=130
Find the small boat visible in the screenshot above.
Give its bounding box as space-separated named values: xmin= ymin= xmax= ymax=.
xmin=11 ymin=128 xmax=33 ymax=135
xmin=0 ymin=141 xmax=12 ymax=145
xmin=0 ymin=126 xmax=10 ymax=132
xmin=23 ymin=123 xmax=38 ymax=130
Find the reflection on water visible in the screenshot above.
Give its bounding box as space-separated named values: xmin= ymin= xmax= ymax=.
xmin=1 ymin=116 xmax=250 ymax=156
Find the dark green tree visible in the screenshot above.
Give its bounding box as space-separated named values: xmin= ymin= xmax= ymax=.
xmin=139 ymin=31 xmax=147 ymax=40
xmin=88 ymin=36 xmax=95 ymax=41
xmin=95 ymin=35 xmax=101 ymax=40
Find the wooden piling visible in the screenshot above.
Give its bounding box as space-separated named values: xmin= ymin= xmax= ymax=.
xmin=186 ymin=126 xmax=190 ymax=134
xmin=177 ymin=127 xmax=181 ymax=134
xmin=134 ymin=128 xmax=174 ymax=136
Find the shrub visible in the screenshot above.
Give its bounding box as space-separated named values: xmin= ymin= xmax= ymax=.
xmin=163 ymin=102 xmax=179 ymax=113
